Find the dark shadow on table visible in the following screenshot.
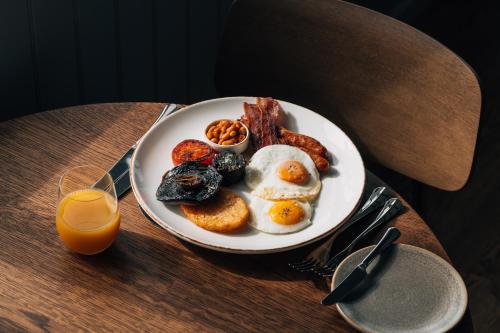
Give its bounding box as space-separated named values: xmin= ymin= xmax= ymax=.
xmin=138 ymin=208 xmax=330 ymax=288
xmin=138 ymin=178 xmax=406 ymax=292
xmin=180 ymin=238 xmax=331 ymax=289
xmin=66 ymin=229 xmax=189 ymax=288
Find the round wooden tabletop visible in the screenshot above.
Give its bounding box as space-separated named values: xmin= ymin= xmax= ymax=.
xmin=0 ymin=103 xmax=472 ymax=332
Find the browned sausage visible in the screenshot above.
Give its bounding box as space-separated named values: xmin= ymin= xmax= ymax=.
xmin=278 ymin=127 xmax=328 ymax=157
xmin=296 ymin=147 xmax=330 ymax=172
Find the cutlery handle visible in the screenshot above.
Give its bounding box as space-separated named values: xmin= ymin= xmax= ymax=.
xmin=341 ymin=186 xmax=386 ymax=231
xmin=346 ymin=198 xmax=399 ymax=252
xmin=321 ymin=186 xmax=387 ymax=258
xmin=360 ymin=227 xmax=401 ymax=269
xmin=153 ymin=103 xmax=178 ymax=126
xmin=359 ymin=198 xmax=398 ymax=238
xmin=326 ymin=186 xmax=387 ymax=246
xmin=360 ymin=186 xmax=386 ymax=212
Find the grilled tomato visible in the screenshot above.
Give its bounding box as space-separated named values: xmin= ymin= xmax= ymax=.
xmin=172 ymin=139 xmax=215 ymax=166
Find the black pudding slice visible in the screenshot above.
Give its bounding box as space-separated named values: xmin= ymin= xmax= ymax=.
xmin=212 ymin=151 xmax=246 ymax=185
xmin=156 ymin=161 xmax=222 ymax=205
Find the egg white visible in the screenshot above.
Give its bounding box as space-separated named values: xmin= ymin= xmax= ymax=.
xmin=249 ymin=196 xmax=312 ymax=234
xmin=245 ymin=145 xmax=321 ymax=201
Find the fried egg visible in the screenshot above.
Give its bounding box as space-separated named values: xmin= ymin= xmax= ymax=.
xmin=249 ymin=197 xmax=312 ymax=234
xmin=245 ymin=145 xmax=321 ymax=201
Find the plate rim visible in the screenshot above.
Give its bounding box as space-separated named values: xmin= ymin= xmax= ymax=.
xmin=332 ymin=243 xmax=468 ymax=333
xmin=130 ymin=96 xmax=366 ymax=254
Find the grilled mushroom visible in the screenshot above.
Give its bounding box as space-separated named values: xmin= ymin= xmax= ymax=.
xmin=156 ymin=161 xmax=222 ymax=205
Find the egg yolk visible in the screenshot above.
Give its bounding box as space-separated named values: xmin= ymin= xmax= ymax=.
xmin=276 ymin=160 xmax=310 ymax=184
xmin=268 ymin=201 xmax=305 ymax=225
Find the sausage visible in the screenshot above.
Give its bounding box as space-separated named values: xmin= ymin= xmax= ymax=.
xmin=278 ymin=127 xmax=328 ymax=157
xmin=297 ymin=147 xmax=330 ymax=172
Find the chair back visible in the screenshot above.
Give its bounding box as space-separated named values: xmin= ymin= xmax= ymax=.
xmin=215 ymin=0 xmax=481 ymax=190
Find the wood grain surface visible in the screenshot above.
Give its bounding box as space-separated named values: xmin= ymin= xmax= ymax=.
xmin=215 ymin=0 xmax=481 ymax=191
xmin=0 ymin=103 xmax=471 ymax=332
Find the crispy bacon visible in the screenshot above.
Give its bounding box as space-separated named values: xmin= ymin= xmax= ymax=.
xmin=243 ymin=98 xmax=331 ymax=172
xmin=239 ymin=115 xmax=249 ymax=128
xmin=243 ymin=102 xmax=263 ymax=149
xmin=257 ymin=97 xmax=285 ymax=127
xmin=260 ymin=102 xmax=279 ymax=146
xmin=243 ymin=100 xmax=279 ymax=150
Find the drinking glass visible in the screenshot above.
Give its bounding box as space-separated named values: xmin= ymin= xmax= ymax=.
xmin=56 ymin=165 xmax=121 ymax=255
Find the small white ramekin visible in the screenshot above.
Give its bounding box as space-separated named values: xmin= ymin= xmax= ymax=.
xmin=204 ymin=119 xmax=249 ymax=154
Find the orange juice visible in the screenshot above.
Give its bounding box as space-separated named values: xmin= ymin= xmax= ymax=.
xmin=56 ymin=189 xmax=120 ymax=255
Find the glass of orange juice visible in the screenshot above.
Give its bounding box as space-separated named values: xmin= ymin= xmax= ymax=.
xmin=56 ymin=165 xmax=121 ymax=255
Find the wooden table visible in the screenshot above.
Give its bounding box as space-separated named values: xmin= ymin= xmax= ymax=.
xmin=0 ymin=103 xmax=472 ymax=332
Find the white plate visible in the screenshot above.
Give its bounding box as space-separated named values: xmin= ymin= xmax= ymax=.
xmin=130 ymin=97 xmax=365 ymax=253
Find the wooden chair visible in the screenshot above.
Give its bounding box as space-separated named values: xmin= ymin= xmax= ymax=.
xmin=215 ymin=0 xmax=481 ymax=191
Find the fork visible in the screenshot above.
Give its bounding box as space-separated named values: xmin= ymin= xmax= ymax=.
xmin=313 ymin=197 xmax=401 ymax=277
xmin=288 ymin=186 xmax=387 ymax=272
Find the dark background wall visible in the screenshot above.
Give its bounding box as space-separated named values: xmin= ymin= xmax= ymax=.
xmin=1 ymin=1 xmax=498 ymax=332
xmin=0 ymin=0 xmax=232 ymax=120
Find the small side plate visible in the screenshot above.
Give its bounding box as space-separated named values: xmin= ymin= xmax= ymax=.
xmin=332 ymin=244 xmax=467 ymax=333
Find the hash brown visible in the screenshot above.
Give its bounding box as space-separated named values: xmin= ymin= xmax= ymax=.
xmin=181 ymin=188 xmax=249 ymax=232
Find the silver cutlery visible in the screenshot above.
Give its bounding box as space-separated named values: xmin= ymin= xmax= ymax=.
xmin=96 ymin=103 xmax=180 ymax=197
xmin=288 ymin=186 xmax=387 ymax=272
xmin=321 ymin=227 xmax=401 ymax=305
xmin=314 ymin=197 xmax=401 ymax=277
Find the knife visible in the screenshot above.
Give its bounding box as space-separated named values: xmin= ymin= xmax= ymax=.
xmin=96 ymin=103 xmax=180 ymax=198
xmin=321 ymin=227 xmax=401 ymax=305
